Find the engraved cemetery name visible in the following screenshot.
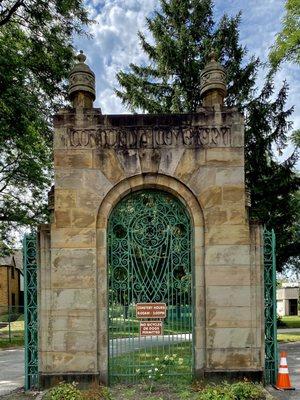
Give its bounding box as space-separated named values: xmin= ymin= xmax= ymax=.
xmin=66 ymin=125 xmax=231 ymax=149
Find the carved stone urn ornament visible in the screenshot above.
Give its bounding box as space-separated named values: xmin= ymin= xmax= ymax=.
xmin=200 ymin=51 xmax=227 ymax=107
xmin=68 ymin=50 xmax=96 ymax=108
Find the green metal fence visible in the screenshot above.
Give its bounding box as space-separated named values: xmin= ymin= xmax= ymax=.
xmin=263 ymin=228 xmax=278 ymax=385
xmin=23 ymin=233 xmax=39 ymax=390
xmin=108 ymin=190 xmax=193 ymax=384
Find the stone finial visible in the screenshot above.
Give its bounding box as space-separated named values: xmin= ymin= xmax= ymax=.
xmin=68 ymin=50 xmax=96 ymax=108
xmin=200 ymin=51 xmax=227 ymax=107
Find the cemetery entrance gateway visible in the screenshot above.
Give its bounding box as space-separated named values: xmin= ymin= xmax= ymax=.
xmin=108 ymin=190 xmax=193 ymax=383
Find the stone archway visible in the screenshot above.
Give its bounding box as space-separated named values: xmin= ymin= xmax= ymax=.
xmin=96 ymin=174 xmax=205 ymax=383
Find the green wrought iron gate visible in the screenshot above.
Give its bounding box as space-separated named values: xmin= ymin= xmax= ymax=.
xmin=108 ymin=190 xmax=193 ymax=383
xmin=263 ymin=228 xmax=278 ymax=385
xmin=23 ymin=233 xmax=39 ymax=390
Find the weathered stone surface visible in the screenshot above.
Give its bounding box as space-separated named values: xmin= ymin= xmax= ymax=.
xmin=206 ymin=148 xmax=244 ymax=166
xmin=205 ymin=225 xmax=250 ymax=245
xmin=55 ymin=210 xmax=71 ymax=228
xmin=139 ymin=149 xmax=161 ymax=173
xmin=84 ymin=169 xmax=113 ymax=196
xmin=205 ymin=206 xmax=246 ymax=226
xmin=207 ymin=327 xmax=254 ymax=348
xmin=158 ymin=147 xmax=185 ymax=176
xmin=115 ymin=149 xmax=141 ymax=177
xmin=222 ymin=185 xmax=245 ymax=203
xmin=188 ymin=167 xmax=216 ymax=197
xmin=51 ymin=228 xmax=96 ymax=248
xmin=54 ymin=149 xmax=92 ymax=169
xmin=77 ymin=190 xmax=102 ymax=211
xmin=55 ymin=189 xmax=76 ymax=209
xmin=50 ymin=351 xmax=97 ymax=372
xmin=66 ymin=331 xmax=97 ymax=352
xmin=207 ymin=348 xmax=261 ymax=369
xmin=72 ymin=208 xmax=96 ymax=228
xmin=50 ymin=315 xmax=96 ymax=331
xmin=51 ymin=265 xmax=95 ymax=289
xmin=207 ymin=286 xmax=251 ymax=307
xmin=92 ymin=149 xmax=125 ymax=183
xmin=199 ymin=186 xmax=222 ymax=209
xmin=207 ymin=307 xmax=252 ymax=328
xmin=174 ymin=148 xmax=206 ymax=183
xmin=215 ymin=167 xmax=244 ymax=186
xmin=51 ymin=288 xmax=96 ymax=310
xmin=205 ymin=245 xmax=250 ymax=266
xmin=56 ymin=169 xmax=85 ymax=190
xmin=206 ymin=266 xmax=250 ymax=286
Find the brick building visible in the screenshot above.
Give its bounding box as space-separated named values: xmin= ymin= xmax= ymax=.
xmin=0 ymin=253 xmax=23 ymax=312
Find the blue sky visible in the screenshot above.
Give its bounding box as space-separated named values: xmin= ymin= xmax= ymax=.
xmin=76 ymin=0 xmax=299 ymax=164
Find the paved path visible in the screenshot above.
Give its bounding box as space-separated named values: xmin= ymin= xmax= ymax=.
xmin=277 ymin=328 xmax=300 ymax=333
xmin=109 ymin=333 xmax=191 ymax=356
xmin=1 ymin=340 xmax=300 ymax=399
xmin=268 ymin=342 xmax=300 ymax=399
xmin=0 ymin=348 xmax=24 ymax=396
xmin=0 ymin=335 xmax=190 ymax=395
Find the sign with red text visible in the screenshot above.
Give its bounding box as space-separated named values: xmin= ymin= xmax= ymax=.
xmin=136 ymin=303 xmax=166 ymax=319
xmin=140 ymin=321 xmax=163 ymax=336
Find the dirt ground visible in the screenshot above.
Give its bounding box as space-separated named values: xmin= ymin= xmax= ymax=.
xmin=0 ymin=384 xmax=197 ymax=400
xmin=0 ymin=384 xmax=276 ymax=400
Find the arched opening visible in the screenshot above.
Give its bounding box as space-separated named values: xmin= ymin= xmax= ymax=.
xmin=107 ymin=189 xmax=194 ymax=384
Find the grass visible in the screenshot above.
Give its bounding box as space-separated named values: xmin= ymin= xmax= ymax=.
xmin=0 ymin=318 xmax=24 ymax=348
xmin=280 ymin=316 xmax=300 ymax=329
xmin=109 ymin=382 xmax=199 ymax=400
xmin=0 ymin=337 xmax=24 ymax=348
xmin=110 ymin=342 xmax=192 ymax=385
xmin=277 ymin=332 xmax=300 ymax=342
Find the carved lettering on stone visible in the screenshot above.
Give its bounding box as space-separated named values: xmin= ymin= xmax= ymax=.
xmin=66 ymin=125 xmax=231 ymax=149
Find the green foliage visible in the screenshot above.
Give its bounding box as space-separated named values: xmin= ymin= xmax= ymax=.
xmin=83 ymin=385 xmax=112 ymax=400
xmin=197 ymin=381 xmax=265 ymax=400
xmin=136 ymin=353 xmax=185 ymax=383
xmin=245 ymin=80 xmax=300 ymax=269
xmin=116 ymin=0 xmax=258 ymax=113
xmin=0 ymin=337 xmax=24 ymax=348
xmin=115 ymin=0 xmax=300 ymax=271
xmin=269 ymin=0 xmax=300 ymax=70
xmin=277 ymin=315 xmax=287 ymax=328
xmin=0 ymin=0 xmax=90 ymax=254
xmin=44 ymin=382 xmax=83 ymax=400
xmin=44 ymin=382 xmax=112 ymax=400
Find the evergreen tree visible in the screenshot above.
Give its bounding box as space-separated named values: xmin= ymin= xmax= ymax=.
xmin=116 ymin=0 xmax=258 ymax=112
xmin=115 ymin=0 xmax=300 ymax=271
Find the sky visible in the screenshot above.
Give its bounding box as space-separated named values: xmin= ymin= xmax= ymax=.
xmin=75 ymin=0 xmax=300 ymax=164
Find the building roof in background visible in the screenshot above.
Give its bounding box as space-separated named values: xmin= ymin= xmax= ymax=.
xmin=0 ymin=250 xmax=22 ymax=271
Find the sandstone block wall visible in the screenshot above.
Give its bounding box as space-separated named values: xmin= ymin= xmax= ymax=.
xmin=39 ymin=106 xmax=264 ymax=384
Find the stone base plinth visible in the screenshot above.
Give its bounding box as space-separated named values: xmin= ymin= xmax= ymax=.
xmin=39 ymin=373 xmax=103 ymax=389
xmin=203 ymin=369 xmax=264 ymax=382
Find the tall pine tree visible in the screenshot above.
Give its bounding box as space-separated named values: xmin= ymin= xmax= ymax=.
xmin=115 ymin=0 xmax=300 ymax=271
